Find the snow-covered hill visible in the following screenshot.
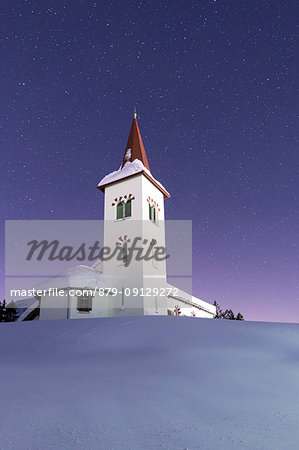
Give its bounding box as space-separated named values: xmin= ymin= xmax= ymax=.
xmin=1 ymin=317 xmax=299 ymax=449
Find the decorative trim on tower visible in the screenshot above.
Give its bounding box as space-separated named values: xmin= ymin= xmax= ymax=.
xmin=147 ymin=196 xmax=161 ymax=212
xmin=111 ymin=194 xmax=135 ymax=206
xmin=116 ymin=235 xmax=131 ymax=246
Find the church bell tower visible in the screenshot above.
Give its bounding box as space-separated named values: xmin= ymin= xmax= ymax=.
xmin=97 ymin=112 xmax=170 ymax=315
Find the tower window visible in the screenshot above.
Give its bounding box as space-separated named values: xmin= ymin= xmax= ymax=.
xmin=116 ymin=199 xmax=132 ymax=220
xmin=149 ymin=204 xmax=158 ymax=224
xmin=77 ymin=295 xmax=93 ymax=312
xmin=125 ymin=199 xmax=132 ymax=218
xmin=116 ymin=201 xmax=124 ymax=220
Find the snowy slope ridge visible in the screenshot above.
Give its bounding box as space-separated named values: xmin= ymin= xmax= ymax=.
xmin=1 ymin=317 xmax=299 ymax=450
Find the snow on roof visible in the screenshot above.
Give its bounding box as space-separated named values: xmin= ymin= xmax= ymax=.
xmin=17 ymin=300 xmax=39 ymax=322
xmin=98 ymin=159 xmax=144 ymax=187
xmin=91 ymin=258 xmax=103 ymax=273
xmin=124 ymin=148 xmax=131 ymax=161
xmin=98 ymin=159 xmax=170 ymax=197
xmin=143 ymin=166 xmax=170 ymax=197
xmin=167 ymin=282 xmax=216 ymax=315
xmin=35 ymin=264 xmax=110 ymax=292
xmin=15 ymin=297 xmax=37 ymax=309
xmin=191 ymin=295 xmax=216 ymax=314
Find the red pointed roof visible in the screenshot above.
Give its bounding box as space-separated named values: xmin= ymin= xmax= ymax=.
xmin=121 ymin=116 xmax=150 ymax=171
xmin=97 ymin=113 xmax=170 ymax=199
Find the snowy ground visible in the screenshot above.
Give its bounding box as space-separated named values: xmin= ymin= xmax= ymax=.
xmin=1 ymin=317 xmax=299 ymax=450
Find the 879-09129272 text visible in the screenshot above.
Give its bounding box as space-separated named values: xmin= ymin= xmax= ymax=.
xmin=10 ymin=287 xmax=179 ymax=298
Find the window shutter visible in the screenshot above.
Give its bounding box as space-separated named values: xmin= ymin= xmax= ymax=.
xmin=117 ymin=202 xmax=124 ymax=219
xmin=125 ymin=199 xmax=131 ymax=217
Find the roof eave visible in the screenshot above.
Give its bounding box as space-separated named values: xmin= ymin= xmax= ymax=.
xmin=97 ymin=171 xmax=171 ymax=199
xmin=142 ymin=171 xmax=171 ymax=199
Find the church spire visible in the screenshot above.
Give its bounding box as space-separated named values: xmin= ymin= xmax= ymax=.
xmin=121 ymin=111 xmax=150 ymax=171
xmin=98 ymin=112 xmax=170 ymax=199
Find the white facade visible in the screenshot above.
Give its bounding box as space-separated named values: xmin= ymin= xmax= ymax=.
xmin=103 ymin=173 xmax=168 ymax=316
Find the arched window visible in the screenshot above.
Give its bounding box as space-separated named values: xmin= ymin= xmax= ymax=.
xmin=77 ymin=294 xmax=93 ymax=312
xmin=125 ymin=199 xmax=132 ymax=218
xmin=116 ymin=202 xmax=124 ymax=220
xmin=148 ymin=204 xmax=158 ymax=224
xmin=153 ymin=207 xmax=156 ymax=223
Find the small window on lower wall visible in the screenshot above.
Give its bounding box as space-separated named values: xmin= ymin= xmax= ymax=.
xmin=77 ymin=295 xmax=93 ymax=312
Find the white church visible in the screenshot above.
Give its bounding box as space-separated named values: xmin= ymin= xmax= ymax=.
xmin=19 ymin=113 xmax=216 ymax=321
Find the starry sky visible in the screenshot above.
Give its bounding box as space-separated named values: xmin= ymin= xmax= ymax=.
xmin=1 ymin=0 xmax=298 ymax=322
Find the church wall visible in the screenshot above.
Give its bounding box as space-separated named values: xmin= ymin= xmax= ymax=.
xmin=102 ymin=174 xmax=169 ymax=316
xmin=103 ymin=175 xmax=148 ymax=315
xmin=167 ymin=293 xmax=215 ymax=318
xmin=39 ymin=293 xmax=68 ymax=320
xmin=141 ymin=176 xmax=168 ymax=315
xmin=67 ymin=290 xmax=144 ymax=319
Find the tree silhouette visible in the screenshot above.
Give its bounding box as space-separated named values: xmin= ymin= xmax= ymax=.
xmin=0 ymin=300 xmax=18 ymax=322
xmin=213 ymin=301 xmax=244 ymax=321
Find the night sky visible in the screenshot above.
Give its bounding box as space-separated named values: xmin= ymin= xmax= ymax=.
xmin=1 ymin=1 xmax=298 ymax=322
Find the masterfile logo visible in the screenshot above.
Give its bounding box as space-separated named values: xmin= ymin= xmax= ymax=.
xmin=25 ymin=237 xmax=169 ymax=266
xmin=5 ymin=220 xmax=192 ymax=300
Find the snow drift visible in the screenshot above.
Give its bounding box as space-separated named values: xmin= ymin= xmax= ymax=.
xmin=0 ymin=317 xmax=299 ymax=449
